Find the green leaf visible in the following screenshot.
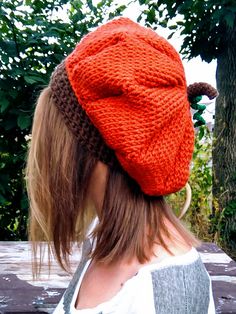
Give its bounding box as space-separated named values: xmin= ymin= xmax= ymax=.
xmin=147 ymin=8 xmax=156 ymax=24
xmin=74 ymin=0 xmax=83 ymax=9
xmin=159 ymin=20 xmax=168 ymax=28
xmin=24 ymin=76 xmax=37 ymax=84
xmin=17 ymin=114 xmax=31 ymax=130
xmin=0 ymin=193 xmax=7 ymax=205
xmin=87 ymin=0 xmax=97 ymax=13
xmin=137 ymin=14 xmax=142 ymax=23
xmin=49 ymin=26 xmax=64 ymax=34
xmin=1 ymin=54 xmax=9 ymax=64
xmin=198 ymin=126 xmax=205 ymax=141
xmin=167 ymin=32 xmax=175 ymax=40
xmin=0 ymin=40 xmax=18 ymax=57
xmin=0 ymin=99 xmax=10 ymax=113
xmin=224 ymin=12 xmax=235 ymax=29
xmin=24 ymin=75 xmax=46 ymax=84
xmin=20 ymin=194 xmax=28 ymax=210
xmin=176 ymin=21 xmax=185 ymax=26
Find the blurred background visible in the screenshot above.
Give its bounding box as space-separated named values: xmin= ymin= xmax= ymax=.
xmin=0 ymin=0 xmax=235 ymax=260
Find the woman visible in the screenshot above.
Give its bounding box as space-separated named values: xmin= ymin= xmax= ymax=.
xmin=26 ymin=17 xmax=217 ymax=313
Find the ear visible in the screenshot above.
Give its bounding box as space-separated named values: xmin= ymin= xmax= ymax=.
xmin=87 ymin=161 xmax=108 ymax=216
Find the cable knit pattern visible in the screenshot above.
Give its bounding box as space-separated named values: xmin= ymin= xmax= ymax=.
xmin=52 ymin=17 xmax=195 ymax=195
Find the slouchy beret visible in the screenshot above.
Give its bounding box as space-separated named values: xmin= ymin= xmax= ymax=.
xmin=50 ymin=17 xmax=195 ymax=196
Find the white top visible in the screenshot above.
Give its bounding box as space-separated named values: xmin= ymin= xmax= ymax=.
xmin=54 ymin=246 xmax=215 ymax=314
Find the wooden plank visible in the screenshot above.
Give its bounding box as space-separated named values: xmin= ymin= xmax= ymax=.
xmin=199 ymin=244 xmax=236 ymax=277
xmin=0 ymin=242 xmax=80 ymax=313
xmin=0 ymin=242 xmax=235 ymax=313
xmin=198 ymin=243 xmax=236 ymax=313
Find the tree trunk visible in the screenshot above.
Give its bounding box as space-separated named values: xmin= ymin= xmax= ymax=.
xmin=213 ymin=26 xmax=236 ymax=256
xmin=213 ymin=26 xmax=236 ymax=210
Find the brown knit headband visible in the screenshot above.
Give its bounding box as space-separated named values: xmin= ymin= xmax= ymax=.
xmin=50 ymin=61 xmax=118 ymax=167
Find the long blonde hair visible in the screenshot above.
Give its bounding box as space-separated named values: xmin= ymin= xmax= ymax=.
xmin=26 ymin=87 xmax=199 ymax=276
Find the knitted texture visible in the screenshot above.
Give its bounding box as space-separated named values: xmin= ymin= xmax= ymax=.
xmin=187 ymin=82 xmax=218 ymax=102
xmin=52 ymin=17 xmax=195 ymax=195
xmin=50 ymin=61 xmax=117 ymax=167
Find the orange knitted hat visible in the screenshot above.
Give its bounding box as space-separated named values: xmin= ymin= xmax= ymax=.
xmin=50 ymin=18 xmax=213 ymax=196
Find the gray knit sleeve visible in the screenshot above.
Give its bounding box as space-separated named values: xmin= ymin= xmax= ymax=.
xmin=151 ymin=258 xmax=210 ymax=314
xmin=63 ymin=239 xmax=92 ymax=314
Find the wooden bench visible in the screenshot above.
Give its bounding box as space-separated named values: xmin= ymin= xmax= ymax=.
xmin=0 ymin=242 xmax=235 ymax=313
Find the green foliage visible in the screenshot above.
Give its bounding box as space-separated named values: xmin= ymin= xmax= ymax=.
xmin=168 ymin=125 xmax=213 ymax=241
xmin=188 ymin=126 xmax=213 ymax=240
xmin=138 ymin=0 xmax=236 ymax=62
xmin=211 ymin=200 xmax=236 ymax=259
xmin=219 ymin=201 xmax=236 ymax=255
xmin=0 ymin=0 xmax=127 ymax=240
xmin=169 ymin=125 xmax=235 ymax=256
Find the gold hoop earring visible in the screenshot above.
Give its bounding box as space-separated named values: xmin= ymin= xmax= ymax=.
xmin=178 ymin=183 xmax=192 ymax=219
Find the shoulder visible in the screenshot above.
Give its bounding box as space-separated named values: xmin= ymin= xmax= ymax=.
xmin=149 ymin=253 xmax=213 ymax=314
xmin=113 ymin=250 xmax=213 ymax=314
xmin=123 ymin=247 xmax=214 ymax=314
